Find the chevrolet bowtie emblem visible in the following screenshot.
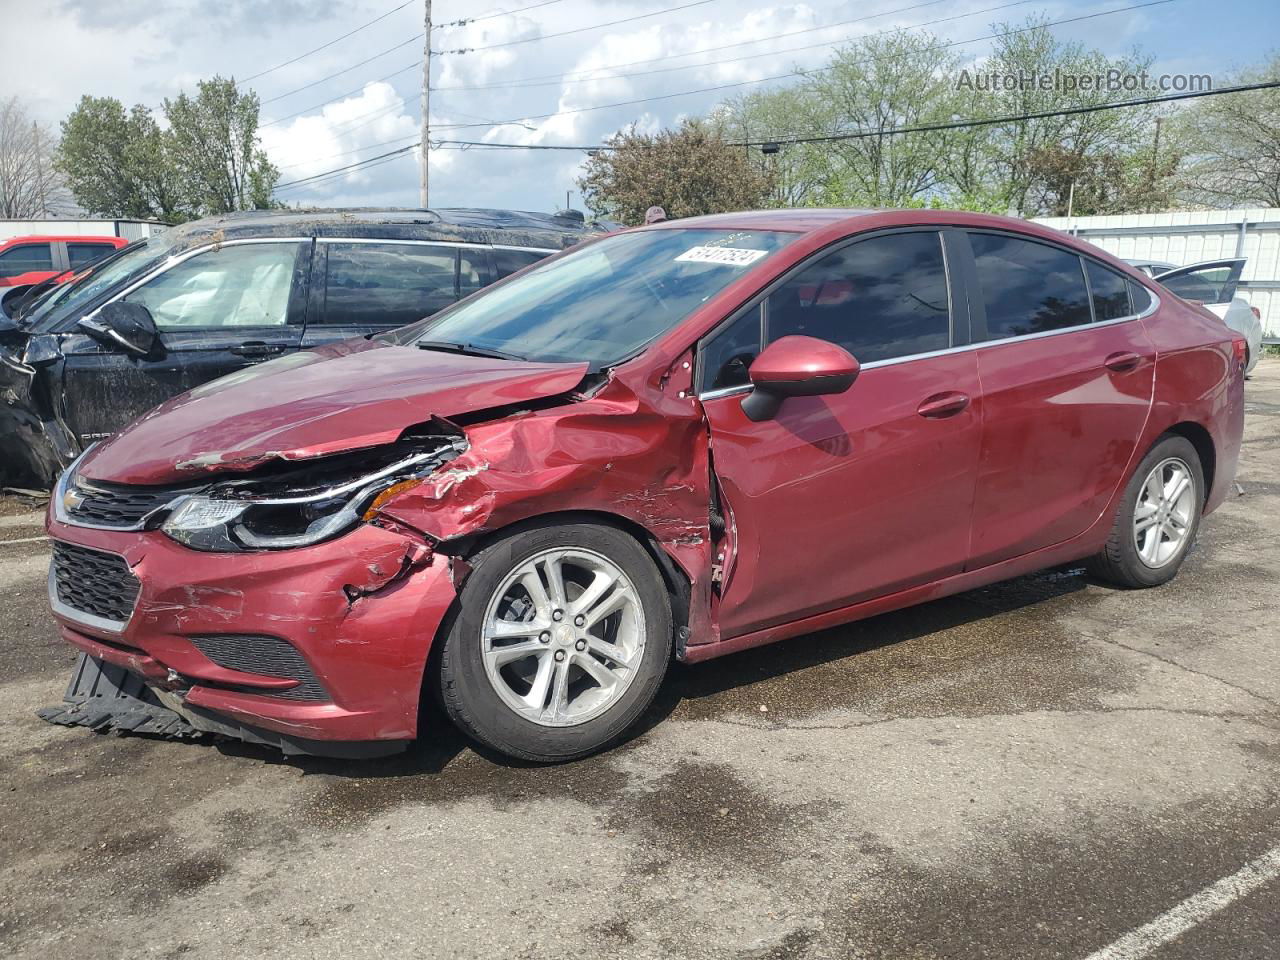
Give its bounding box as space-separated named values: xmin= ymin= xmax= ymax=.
xmin=61 ymin=486 xmax=86 ymax=512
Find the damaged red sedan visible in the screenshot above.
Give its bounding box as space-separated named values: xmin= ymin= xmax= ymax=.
xmin=41 ymin=210 xmax=1245 ymax=762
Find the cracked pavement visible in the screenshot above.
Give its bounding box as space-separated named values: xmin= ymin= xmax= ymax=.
xmin=1 ymin=360 xmax=1278 ymax=960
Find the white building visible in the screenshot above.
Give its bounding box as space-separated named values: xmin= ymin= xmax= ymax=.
xmin=1035 ymin=208 xmax=1280 ymax=339
xmin=0 ymin=218 xmax=167 ymax=244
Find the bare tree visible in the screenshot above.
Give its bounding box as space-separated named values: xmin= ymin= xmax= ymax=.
xmin=0 ymin=97 xmax=73 ymax=218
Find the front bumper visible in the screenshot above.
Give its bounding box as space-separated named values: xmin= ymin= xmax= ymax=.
xmin=43 ymin=514 xmax=458 ymax=750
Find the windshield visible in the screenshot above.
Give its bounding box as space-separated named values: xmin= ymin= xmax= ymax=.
xmin=25 ymin=235 xmax=180 ymax=332
xmin=384 ymin=228 xmax=796 ymax=366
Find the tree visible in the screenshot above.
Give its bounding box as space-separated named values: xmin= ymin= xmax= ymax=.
xmin=577 ymin=119 xmax=775 ymax=224
xmin=1174 ymin=54 xmax=1280 ymax=207
xmin=163 ymin=76 xmax=278 ymax=215
xmin=57 ymin=96 xmax=183 ymax=220
xmin=0 ymin=97 xmax=72 ymax=218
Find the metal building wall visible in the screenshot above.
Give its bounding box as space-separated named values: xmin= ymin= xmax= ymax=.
xmin=1035 ymin=209 xmax=1280 ymax=338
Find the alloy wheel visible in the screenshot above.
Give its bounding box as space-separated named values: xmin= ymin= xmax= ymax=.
xmin=480 ymin=547 xmax=646 ymax=727
xmin=1132 ymin=456 xmax=1196 ymax=568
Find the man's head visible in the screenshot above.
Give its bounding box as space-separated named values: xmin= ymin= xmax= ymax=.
xmin=644 ymin=206 xmax=668 ymax=225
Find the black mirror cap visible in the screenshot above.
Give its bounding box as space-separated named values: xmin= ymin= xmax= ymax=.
xmin=80 ymin=302 xmax=161 ymax=359
xmin=740 ymin=372 xmax=858 ymax=422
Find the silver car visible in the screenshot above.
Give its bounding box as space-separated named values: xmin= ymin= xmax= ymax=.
xmin=1127 ymin=258 xmax=1263 ymax=375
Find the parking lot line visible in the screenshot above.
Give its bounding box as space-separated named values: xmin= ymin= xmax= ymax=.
xmin=1082 ymin=845 xmax=1280 ymax=960
xmin=0 ymin=536 xmax=48 ymax=545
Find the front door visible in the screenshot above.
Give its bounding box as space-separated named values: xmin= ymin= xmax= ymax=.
xmin=961 ymin=232 xmax=1156 ymax=567
xmin=58 ymin=240 xmax=309 ymax=445
xmin=698 ymin=229 xmax=983 ymax=639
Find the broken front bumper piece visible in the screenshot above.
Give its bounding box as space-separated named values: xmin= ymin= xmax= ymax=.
xmin=39 ymin=653 xmax=405 ymax=758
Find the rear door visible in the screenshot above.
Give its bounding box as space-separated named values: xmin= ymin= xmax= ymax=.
xmin=699 ymin=229 xmax=983 ymax=639
xmin=961 ymin=231 xmax=1156 ymax=568
xmin=301 ymin=239 xmax=490 ymax=347
xmin=59 ymin=239 xmax=310 ymax=443
xmin=1154 ymin=258 xmax=1245 ymax=306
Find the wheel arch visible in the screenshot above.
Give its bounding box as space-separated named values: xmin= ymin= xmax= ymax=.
xmin=1164 ymin=421 xmax=1216 ymax=504
xmin=436 ymin=508 xmax=694 ymax=655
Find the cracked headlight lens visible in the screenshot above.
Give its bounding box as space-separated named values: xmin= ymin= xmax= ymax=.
xmin=160 ymin=441 xmax=463 ymax=552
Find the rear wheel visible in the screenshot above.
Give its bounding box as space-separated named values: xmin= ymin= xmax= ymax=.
xmin=437 ymin=521 xmax=672 ymax=762
xmin=1087 ymin=435 xmax=1204 ymax=588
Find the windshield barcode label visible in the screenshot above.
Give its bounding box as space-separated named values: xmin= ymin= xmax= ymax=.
xmin=674 ymin=246 xmax=768 ymax=266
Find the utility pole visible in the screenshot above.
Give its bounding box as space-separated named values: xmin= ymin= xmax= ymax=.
xmin=419 ymin=0 xmax=432 ymax=208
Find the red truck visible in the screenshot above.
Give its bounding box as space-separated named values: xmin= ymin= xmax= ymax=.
xmin=0 ymin=234 xmax=128 ymax=289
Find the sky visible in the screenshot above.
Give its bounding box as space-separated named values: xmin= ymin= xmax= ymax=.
xmin=2 ymin=0 xmax=1277 ymax=217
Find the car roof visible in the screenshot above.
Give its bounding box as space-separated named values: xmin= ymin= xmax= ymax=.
xmin=647 ymin=209 xmax=877 ymax=232
xmin=159 ymin=207 xmax=606 ymax=252
xmin=0 ymin=235 xmax=124 ymax=246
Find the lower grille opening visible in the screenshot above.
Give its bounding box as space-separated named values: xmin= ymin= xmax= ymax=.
xmin=188 ymin=634 xmax=329 ymax=701
xmin=51 ymin=541 xmax=141 ymax=624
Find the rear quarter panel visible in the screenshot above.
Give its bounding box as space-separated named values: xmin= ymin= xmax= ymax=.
xmin=1141 ymin=295 xmax=1243 ymax=515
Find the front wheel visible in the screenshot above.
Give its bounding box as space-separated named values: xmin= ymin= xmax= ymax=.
xmin=1087 ymin=435 xmax=1204 ymax=588
xmin=437 ymin=521 xmax=672 ymax=762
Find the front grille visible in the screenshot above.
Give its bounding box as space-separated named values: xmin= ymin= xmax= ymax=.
xmin=189 ymin=635 xmax=329 ymax=701
xmin=66 ymin=480 xmax=174 ymax=528
xmin=51 ymin=541 xmax=141 ymax=625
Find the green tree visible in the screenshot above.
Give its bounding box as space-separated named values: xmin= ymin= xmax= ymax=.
xmin=577 ymin=118 xmax=774 ymax=224
xmin=1173 ymin=53 xmax=1280 ymax=207
xmin=163 ymin=76 xmax=278 ymax=215
xmin=56 ymin=96 xmax=183 ymax=220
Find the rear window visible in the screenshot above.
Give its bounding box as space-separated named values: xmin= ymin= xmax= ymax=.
xmin=970 ymin=233 xmax=1091 ymax=340
xmin=67 ymin=242 xmax=117 ymax=269
xmin=493 ymin=248 xmax=549 ymax=280
xmin=322 ymin=243 xmax=464 ymax=326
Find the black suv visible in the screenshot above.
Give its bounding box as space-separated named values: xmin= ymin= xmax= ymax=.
xmin=0 ymin=208 xmax=606 ymax=485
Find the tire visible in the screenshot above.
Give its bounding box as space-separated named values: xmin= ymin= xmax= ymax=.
xmin=437 ymin=520 xmax=672 ymax=762
xmin=1087 ymin=435 xmax=1204 ymax=588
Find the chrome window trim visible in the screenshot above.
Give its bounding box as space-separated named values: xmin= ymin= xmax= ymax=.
xmin=47 ymin=550 xmax=134 ymax=635
xmin=316 ymin=237 xmax=487 ymax=248
xmin=84 ymin=237 xmax=312 ymax=320
xmin=490 ymin=244 xmax=560 ymax=253
xmin=696 ymin=287 xmax=1161 ymax=402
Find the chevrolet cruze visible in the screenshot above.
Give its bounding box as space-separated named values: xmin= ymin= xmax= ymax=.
xmin=41 ymin=210 xmax=1246 ymax=762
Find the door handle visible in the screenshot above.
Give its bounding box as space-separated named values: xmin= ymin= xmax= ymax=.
xmin=230 ymin=341 xmax=287 ymax=359
xmin=917 ymin=391 xmax=970 ymax=419
xmin=1104 ymin=351 xmax=1141 ymax=372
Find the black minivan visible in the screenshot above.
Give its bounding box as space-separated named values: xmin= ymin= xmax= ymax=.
xmin=0 ymin=208 xmax=604 ymax=485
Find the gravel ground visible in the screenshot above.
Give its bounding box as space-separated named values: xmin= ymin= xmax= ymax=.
xmin=1 ymin=360 xmax=1277 ymax=960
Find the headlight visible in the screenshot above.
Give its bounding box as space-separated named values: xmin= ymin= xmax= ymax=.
xmin=161 ymin=440 xmax=463 ymax=552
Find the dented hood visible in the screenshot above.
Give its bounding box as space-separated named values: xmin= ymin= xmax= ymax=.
xmin=78 ymin=338 xmax=588 ymax=485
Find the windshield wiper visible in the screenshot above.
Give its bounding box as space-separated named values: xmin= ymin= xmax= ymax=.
xmin=417 ymin=340 xmax=527 ymax=362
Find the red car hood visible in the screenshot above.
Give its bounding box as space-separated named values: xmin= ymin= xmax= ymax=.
xmin=79 ymin=339 xmax=589 ymax=486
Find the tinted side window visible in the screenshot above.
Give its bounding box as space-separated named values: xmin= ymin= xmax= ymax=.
xmin=0 ymin=242 xmax=53 ymax=275
xmin=1129 ymin=281 xmax=1152 ymax=314
xmin=765 ymin=231 xmax=949 ymax=363
xmin=124 ymin=242 xmax=300 ymax=329
xmin=1086 ymin=261 xmax=1131 ymax=321
xmin=970 ymin=233 xmax=1090 ymax=340
xmin=1159 ymin=267 xmax=1235 ymax=304
xmin=493 ymin=248 xmax=549 ymax=280
xmin=700 ymin=304 xmax=762 ymax=392
xmin=67 ymin=242 xmax=116 ymax=269
xmin=322 ymin=243 xmax=458 ymax=326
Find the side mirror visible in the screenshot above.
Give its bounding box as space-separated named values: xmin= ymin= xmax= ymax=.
xmin=78 ymin=302 xmax=160 ymax=359
xmin=741 ymin=335 xmax=860 ymax=422
xmin=21 ymin=334 xmax=61 ymax=367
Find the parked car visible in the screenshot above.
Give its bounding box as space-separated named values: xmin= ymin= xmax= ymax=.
xmin=1126 ymin=257 xmax=1263 ymax=374
xmin=0 ymin=208 xmax=601 ymax=485
xmin=0 ymin=234 xmax=127 ymax=301
xmin=40 ymin=209 xmax=1244 ymax=763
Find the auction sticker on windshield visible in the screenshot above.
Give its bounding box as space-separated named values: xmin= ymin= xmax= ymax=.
xmin=674 ymin=246 xmax=769 ymax=267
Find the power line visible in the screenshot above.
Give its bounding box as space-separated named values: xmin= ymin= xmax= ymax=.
xmin=276 ymin=78 xmax=1280 ymax=191
xmin=261 ymin=34 xmax=424 ymax=105
xmin=423 ymin=1 xmax=1177 ymax=132
xmin=434 ymin=0 xmax=717 ymax=54
xmin=440 ymin=0 xmax=569 ymax=27
xmin=242 ymin=0 xmax=415 ymax=83
xmin=439 ymin=0 xmax=1032 ymax=93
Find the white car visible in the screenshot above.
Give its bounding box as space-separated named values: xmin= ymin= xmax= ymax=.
xmin=1127 ymin=258 xmax=1263 ymax=375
